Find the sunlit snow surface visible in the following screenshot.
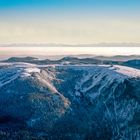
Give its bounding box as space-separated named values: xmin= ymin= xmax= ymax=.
xmin=110 ymin=65 xmax=140 ymax=77
xmin=0 ymin=62 xmax=140 ymax=89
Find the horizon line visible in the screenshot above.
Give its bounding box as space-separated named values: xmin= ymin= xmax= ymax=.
xmin=0 ymin=42 xmax=140 ymax=47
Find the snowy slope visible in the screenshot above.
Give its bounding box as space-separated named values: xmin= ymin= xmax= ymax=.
xmin=109 ymin=65 xmax=140 ymax=77
xmin=0 ymin=62 xmax=140 ymax=140
xmin=0 ymin=63 xmax=40 ymax=87
xmin=1 ymin=62 xmax=140 ymax=98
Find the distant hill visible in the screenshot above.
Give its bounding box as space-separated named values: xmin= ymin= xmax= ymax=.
xmin=2 ymin=56 xmax=117 ymax=65
xmin=3 ymin=56 xmax=53 ymax=65
xmin=94 ymin=55 xmax=140 ymax=61
xmin=6 ymin=56 xmax=38 ymax=62
xmin=123 ymin=59 xmax=140 ymax=69
xmin=2 ymin=56 xmax=140 ymax=70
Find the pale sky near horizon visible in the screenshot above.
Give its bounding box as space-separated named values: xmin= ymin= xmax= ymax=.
xmin=0 ymin=47 xmax=140 ymax=59
xmin=0 ymin=0 xmax=140 ymax=44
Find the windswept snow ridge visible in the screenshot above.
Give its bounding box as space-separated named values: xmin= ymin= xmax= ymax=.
xmin=0 ymin=63 xmax=41 ymax=87
xmin=110 ymin=65 xmax=140 ymax=77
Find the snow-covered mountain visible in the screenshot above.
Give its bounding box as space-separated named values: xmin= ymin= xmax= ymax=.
xmin=0 ymin=62 xmax=140 ymax=139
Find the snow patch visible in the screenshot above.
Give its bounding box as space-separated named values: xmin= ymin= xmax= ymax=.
xmin=110 ymin=65 xmax=140 ymax=78
xmin=21 ymin=68 xmax=40 ymax=77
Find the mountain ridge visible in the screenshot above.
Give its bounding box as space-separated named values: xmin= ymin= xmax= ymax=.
xmin=0 ymin=62 xmax=140 ymax=139
xmin=2 ymin=56 xmax=140 ymax=70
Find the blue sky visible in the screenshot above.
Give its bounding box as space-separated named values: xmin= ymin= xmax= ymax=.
xmin=0 ymin=0 xmax=139 ymax=19
xmin=0 ymin=0 xmax=139 ymax=7
xmin=0 ymin=0 xmax=140 ymax=12
xmin=0 ymin=0 xmax=140 ymax=44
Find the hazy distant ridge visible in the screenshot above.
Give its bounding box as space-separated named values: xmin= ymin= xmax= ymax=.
xmin=0 ymin=43 xmax=140 ymax=47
